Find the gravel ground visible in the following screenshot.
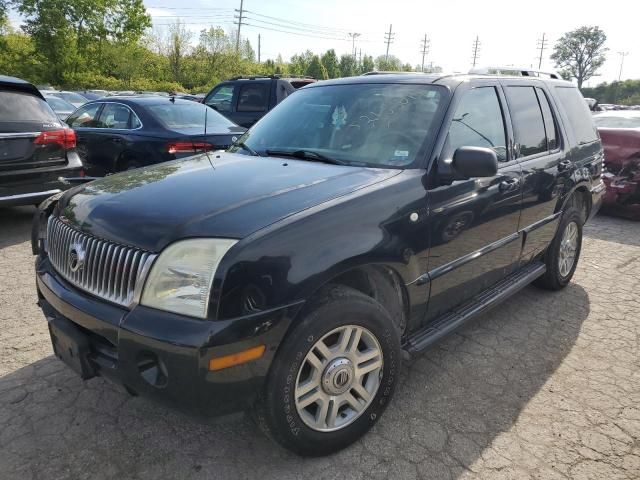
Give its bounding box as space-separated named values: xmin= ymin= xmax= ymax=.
xmin=1 ymin=206 xmax=639 ymax=480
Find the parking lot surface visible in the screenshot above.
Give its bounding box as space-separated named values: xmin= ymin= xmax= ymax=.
xmin=1 ymin=207 xmax=639 ymax=480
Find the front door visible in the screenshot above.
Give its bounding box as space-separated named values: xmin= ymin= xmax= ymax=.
xmin=425 ymin=83 xmax=523 ymax=323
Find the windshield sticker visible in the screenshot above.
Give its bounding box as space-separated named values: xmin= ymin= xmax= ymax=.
xmin=394 ymin=150 xmax=409 ymax=157
xmin=331 ymin=106 xmax=348 ymax=130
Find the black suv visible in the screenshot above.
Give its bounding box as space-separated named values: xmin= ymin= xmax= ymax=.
xmin=1 ymin=76 xmax=83 ymax=207
xmin=33 ymin=73 xmax=604 ymax=456
xmin=204 ymin=75 xmax=316 ymax=128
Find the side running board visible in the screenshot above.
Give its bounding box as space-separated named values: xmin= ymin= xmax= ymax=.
xmin=404 ymin=262 xmax=546 ymax=358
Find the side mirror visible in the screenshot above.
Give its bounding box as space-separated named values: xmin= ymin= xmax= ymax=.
xmin=452 ymin=146 xmax=498 ymax=178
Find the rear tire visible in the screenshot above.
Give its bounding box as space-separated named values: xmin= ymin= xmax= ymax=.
xmin=534 ymin=202 xmax=583 ymax=291
xmin=254 ymin=285 xmax=401 ymax=456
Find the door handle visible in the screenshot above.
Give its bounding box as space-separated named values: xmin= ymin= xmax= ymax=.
xmin=499 ymin=178 xmax=520 ymax=192
xmin=111 ymin=138 xmax=123 ymax=143
xmin=558 ymin=160 xmax=572 ymax=172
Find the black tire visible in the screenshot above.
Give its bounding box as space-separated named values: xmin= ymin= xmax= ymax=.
xmin=254 ymin=285 xmax=401 ymax=456
xmin=534 ymin=202 xmax=583 ymax=291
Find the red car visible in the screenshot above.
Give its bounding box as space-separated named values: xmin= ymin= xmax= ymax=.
xmin=594 ymin=111 xmax=640 ymax=219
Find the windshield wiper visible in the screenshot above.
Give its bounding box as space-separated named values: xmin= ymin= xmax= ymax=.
xmin=235 ymin=141 xmax=260 ymax=156
xmin=265 ymin=149 xmax=345 ymax=165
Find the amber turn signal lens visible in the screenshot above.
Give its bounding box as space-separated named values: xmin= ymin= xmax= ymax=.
xmin=209 ymin=345 xmax=266 ymax=371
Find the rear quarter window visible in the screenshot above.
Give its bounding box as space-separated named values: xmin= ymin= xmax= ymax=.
xmin=0 ymin=91 xmax=59 ymax=124
xmin=554 ymin=87 xmax=599 ymax=145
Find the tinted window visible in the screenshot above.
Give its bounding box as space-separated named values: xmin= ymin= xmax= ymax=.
xmin=98 ymin=103 xmax=137 ymax=129
xmin=148 ymin=103 xmax=236 ymax=131
xmin=67 ymin=103 xmax=102 ymax=128
xmin=231 ymin=83 xmax=446 ymax=168
xmin=206 ymin=85 xmax=235 ymax=113
xmin=505 ymin=86 xmax=547 ymax=157
xmin=554 ymin=87 xmax=599 ymax=144
xmin=46 ymin=96 xmax=74 ymax=110
xmin=237 ymin=84 xmax=269 ymax=112
xmin=536 ymin=88 xmax=559 ymax=150
xmin=55 ymin=92 xmax=88 ymax=105
xmin=0 ymin=91 xmax=59 ymax=123
xmin=447 ymin=87 xmax=507 ymax=161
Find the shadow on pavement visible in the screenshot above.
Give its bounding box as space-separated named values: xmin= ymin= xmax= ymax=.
xmin=0 ymin=283 xmax=589 ymax=479
xmin=0 ymin=206 xmax=36 ymax=249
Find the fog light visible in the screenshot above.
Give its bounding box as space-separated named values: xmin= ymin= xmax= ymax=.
xmin=209 ymin=345 xmax=266 ymax=371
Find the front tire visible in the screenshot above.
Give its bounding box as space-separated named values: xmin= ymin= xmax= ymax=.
xmin=534 ymin=203 xmax=583 ymax=290
xmin=255 ymin=285 xmax=401 ymax=456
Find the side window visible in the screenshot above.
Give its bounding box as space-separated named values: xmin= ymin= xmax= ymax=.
xmin=98 ymin=103 xmax=135 ymax=129
xmin=505 ymin=86 xmax=547 ymax=157
xmin=535 ymin=87 xmax=558 ymax=150
xmin=206 ymin=85 xmax=235 ymax=113
xmin=237 ymin=84 xmax=269 ymax=112
xmin=67 ymin=103 xmax=101 ymax=128
xmin=554 ymin=86 xmax=599 ymax=145
xmin=447 ymin=86 xmax=507 ymax=162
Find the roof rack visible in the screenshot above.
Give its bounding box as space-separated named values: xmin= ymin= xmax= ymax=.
xmin=227 ymin=74 xmax=317 ymax=81
xmin=469 ymin=66 xmax=561 ymax=79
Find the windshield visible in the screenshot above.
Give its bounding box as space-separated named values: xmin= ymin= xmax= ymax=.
xmin=148 ymin=103 xmax=237 ymax=131
xmin=594 ymin=114 xmax=640 ymax=129
xmin=46 ymin=96 xmax=74 ymax=110
xmin=57 ymin=92 xmax=88 ymax=104
xmin=230 ymin=83 xmax=447 ymax=168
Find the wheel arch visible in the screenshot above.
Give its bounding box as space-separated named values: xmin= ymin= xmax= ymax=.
xmin=560 ymin=182 xmax=592 ymax=224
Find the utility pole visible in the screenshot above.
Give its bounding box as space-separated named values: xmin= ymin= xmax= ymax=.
xmin=257 ymin=34 xmax=261 ymax=63
xmin=384 ymin=24 xmax=394 ymax=61
xmin=359 ymin=49 xmax=362 ymax=65
xmin=618 ymin=51 xmax=629 ymax=81
xmin=234 ymin=0 xmax=245 ymax=53
xmin=471 ymin=35 xmax=481 ymax=67
xmin=536 ymin=33 xmax=547 ymax=69
xmin=348 ymin=33 xmax=361 ymax=59
xmin=420 ymin=34 xmax=430 ymax=72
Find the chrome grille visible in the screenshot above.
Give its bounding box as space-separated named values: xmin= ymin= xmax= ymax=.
xmin=46 ymin=216 xmax=156 ymax=307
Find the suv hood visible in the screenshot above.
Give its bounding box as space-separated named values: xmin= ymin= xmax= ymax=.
xmin=57 ymin=152 xmax=399 ymax=252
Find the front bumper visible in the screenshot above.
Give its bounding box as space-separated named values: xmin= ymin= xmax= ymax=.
xmin=36 ymin=256 xmax=301 ymax=416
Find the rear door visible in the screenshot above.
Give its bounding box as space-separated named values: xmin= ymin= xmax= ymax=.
xmin=502 ymin=83 xmax=568 ymax=261
xmin=90 ymin=103 xmax=141 ymax=172
xmin=0 ymin=89 xmax=69 ymax=191
xmin=233 ymin=82 xmax=271 ymax=127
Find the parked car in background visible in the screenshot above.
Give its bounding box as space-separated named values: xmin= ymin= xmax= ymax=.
xmin=74 ymin=91 xmax=103 ymax=101
xmin=0 ymin=75 xmax=83 ymax=207
xmin=66 ymin=96 xmax=246 ymax=175
xmin=48 ymin=91 xmax=88 ymax=109
xmin=594 ymin=111 xmax=640 ymax=219
xmin=44 ymin=95 xmax=76 ymax=121
xmin=33 ymin=72 xmax=603 ymax=455
xmin=204 ymin=75 xmax=316 ymax=128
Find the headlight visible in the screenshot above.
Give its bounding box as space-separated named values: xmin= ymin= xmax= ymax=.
xmin=140 ymin=238 xmax=237 ymax=319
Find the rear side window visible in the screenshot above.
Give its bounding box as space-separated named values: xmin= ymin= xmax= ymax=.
xmin=148 ymin=103 xmax=235 ymax=130
xmin=205 ymin=85 xmax=235 ymax=113
xmin=98 ymin=103 xmax=139 ymax=129
xmin=0 ymin=91 xmax=59 ymax=124
xmin=535 ymin=88 xmax=559 ymax=150
xmin=554 ymin=87 xmax=598 ymax=145
xmin=237 ymin=84 xmax=269 ymax=112
xmin=505 ymin=86 xmax=547 ymax=157
xmin=447 ymin=86 xmax=508 ymax=162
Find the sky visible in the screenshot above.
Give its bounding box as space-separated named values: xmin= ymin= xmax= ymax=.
xmin=9 ymin=0 xmax=640 ymax=86
xmin=142 ymin=0 xmax=639 ymax=86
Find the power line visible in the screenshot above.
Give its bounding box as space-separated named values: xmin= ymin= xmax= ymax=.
xmin=243 ymin=15 xmax=348 ymax=38
xmin=384 ymin=24 xmax=394 ymax=61
xmin=420 ymin=34 xmax=430 ymax=72
xmin=536 ymin=33 xmax=547 ymax=69
xmin=234 ymin=0 xmax=246 ymax=52
xmin=471 ymin=35 xmax=481 ymax=67
xmin=243 ymin=10 xmax=353 ymax=35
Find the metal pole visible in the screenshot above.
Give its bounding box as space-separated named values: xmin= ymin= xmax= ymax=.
xmin=537 ymin=32 xmax=546 ymax=69
xmin=385 ymin=24 xmax=393 ymax=61
xmin=618 ymin=52 xmax=629 ymax=81
xmin=258 ymin=34 xmax=261 ymax=63
xmin=235 ymin=0 xmax=244 ymax=52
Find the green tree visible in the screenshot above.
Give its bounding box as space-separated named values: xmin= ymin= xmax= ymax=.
xmin=306 ymin=54 xmax=327 ymax=80
xmin=375 ymin=55 xmax=402 ymax=71
xmin=166 ymin=20 xmax=192 ymax=85
xmin=321 ymin=49 xmax=340 ymax=78
xmin=360 ymin=54 xmax=374 ymax=74
xmin=551 ymin=26 xmax=607 ymax=88
xmin=338 ymin=54 xmax=357 ymax=77
xmin=0 ymin=28 xmax=45 ymax=81
xmin=289 ymin=50 xmax=314 ymax=76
